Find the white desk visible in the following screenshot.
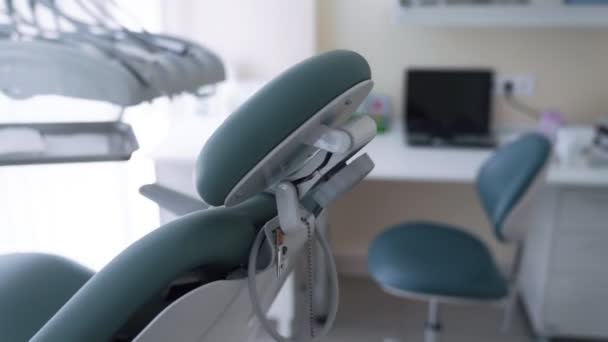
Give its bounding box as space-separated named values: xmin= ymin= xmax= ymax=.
xmin=361 ymin=128 xmax=608 ymax=187
xmin=150 ymin=111 xmax=608 ymax=187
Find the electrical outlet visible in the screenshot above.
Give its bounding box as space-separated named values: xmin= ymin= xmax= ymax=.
xmin=496 ymin=74 xmax=535 ymax=97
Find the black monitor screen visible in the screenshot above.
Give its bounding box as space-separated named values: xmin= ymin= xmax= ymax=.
xmin=405 ymin=69 xmax=493 ymax=138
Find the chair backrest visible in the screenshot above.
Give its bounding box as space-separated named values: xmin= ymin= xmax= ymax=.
xmin=476 ymin=132 xmax=552 ymax=242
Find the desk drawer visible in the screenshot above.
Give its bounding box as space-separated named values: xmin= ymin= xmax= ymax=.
xmin=545 ymin=277 xmax=608 ymax=338
xmin=550 ymin=228 xmax=608 ymax=275
xmin=557 ymin=190 xmax=608 ymax=231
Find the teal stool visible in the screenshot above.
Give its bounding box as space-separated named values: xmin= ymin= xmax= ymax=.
xmin=368 ymin=133 xmax=552 ymax=342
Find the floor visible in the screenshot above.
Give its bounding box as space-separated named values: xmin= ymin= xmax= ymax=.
xmin=259 ymin=275 xmax=595 ymax=342
xmin=324 ymin=276 xmax=532 ymax=342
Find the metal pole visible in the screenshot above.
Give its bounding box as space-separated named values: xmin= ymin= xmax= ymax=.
xmin=503 ymin=242 xmax=524 ymax=333
xmin=425 ymin=299 xmax=441 ymax=342
xmin=313 ymin=210 xmax=330 ymax=321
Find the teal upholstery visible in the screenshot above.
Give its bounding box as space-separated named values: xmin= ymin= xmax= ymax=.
xmin=0 ymin=50 xmax=371 ymax=341
xmin=369 ymin=133 xmax=551 ymax=302
xmin=30 ymin=194 xmax=276 ymax=342
xmin=0 ymin=253 xmax=93 ymax=341
xmin=476 ymin=133 xmax=551 ymax=240
xmin=368 ymin=222 xmax=508 ymax=300
xmin=196 ymin=50 xmax=371 ymax=206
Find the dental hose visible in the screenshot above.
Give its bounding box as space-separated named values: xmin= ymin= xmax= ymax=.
xmin=248 ymin=224 xmax=340 ymax=342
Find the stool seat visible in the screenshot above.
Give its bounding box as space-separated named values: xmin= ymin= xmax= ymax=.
xmin=368 ymin=222 xmax=508 ymax=301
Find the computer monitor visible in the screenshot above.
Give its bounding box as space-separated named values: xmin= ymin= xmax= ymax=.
xmin=404 ymin=69 xmax=494 ymax=147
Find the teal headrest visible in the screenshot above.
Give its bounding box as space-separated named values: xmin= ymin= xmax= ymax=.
xmin=195 ymin=50 xmax=371 ymax=206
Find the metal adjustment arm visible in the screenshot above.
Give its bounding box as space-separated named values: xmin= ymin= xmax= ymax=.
xmin=304 ymin=115 xmax=376 ymax=154
xmin=250 ymin=114 xmax=377 ymax=342
xmin=275 ymin=181 xmax=316 ymax=235
xmin=304 ymin=125 xmax=352 ymax=153
xmin=274 ymin=181 xmax=316 ymax=279
xmin=272 ymin=182 xmax=319 ymax=339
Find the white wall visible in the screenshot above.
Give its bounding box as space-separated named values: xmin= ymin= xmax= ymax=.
xmin=164 ymin=0 xmax=316 ymax=81
xmin=0 ymin=1 xmax=165 ymax=270
xmin=317 ymin=0 xmax=608 ymax=269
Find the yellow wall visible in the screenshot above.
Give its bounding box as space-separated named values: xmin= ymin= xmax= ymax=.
xmin=317 ymin=0 xmax=608 ymax=126
xmin=317 ymin=0 xmax=608 ymax=270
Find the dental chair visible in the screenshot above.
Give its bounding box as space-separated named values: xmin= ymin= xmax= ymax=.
xmin=0 ymin=50 xmax=377 ymax=342
xmin=368 ymin=133 xmax=552 ymax=342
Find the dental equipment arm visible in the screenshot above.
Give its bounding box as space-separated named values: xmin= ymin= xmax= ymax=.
xmin=0 ymin=0 xmax=226 ymax=106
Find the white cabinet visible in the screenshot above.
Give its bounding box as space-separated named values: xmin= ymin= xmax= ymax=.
xmin=520 ymin=186 xmax=608 ymax=340
xmin=395 ymin=0 xmax=608 ymax=27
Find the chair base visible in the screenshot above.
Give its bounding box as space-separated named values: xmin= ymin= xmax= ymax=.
xmin=379 ymin=282 xmax=519 ymax=342
xmin=425 ymin=300 xmax=441 ymax=342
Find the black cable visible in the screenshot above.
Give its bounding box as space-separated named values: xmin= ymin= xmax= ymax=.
xmin=292 ymin=152 xmax=333 ymax=185
xmin=503 ymin=81 xmax=541 ymax=120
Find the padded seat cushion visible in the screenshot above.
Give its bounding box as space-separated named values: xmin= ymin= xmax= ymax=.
xmin=0 ymin=253 xmax=93 ymax=341
xmin=30 ymin=194 xmax=277 ymax=342
xmin=195 ymin=50 xmax=371 ymax=206
xmin=368 ymin=222 xmax=508 ymax=300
